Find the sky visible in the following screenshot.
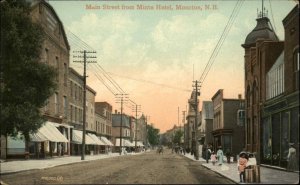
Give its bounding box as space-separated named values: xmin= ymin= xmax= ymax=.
xmin=49 ymin=0 xmax=296 ymax=133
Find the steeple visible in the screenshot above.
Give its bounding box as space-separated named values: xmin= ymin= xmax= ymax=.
xmin=242 ymin=0 xmax=279 ymax=48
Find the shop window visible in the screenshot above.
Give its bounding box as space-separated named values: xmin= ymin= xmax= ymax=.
xmin=281 ymin=112 xmax=289 ymax=167
xmin=272 ymin=113 xmax=281 ymax=166
xmin=262 ymin=117 xmax=271 ymax=164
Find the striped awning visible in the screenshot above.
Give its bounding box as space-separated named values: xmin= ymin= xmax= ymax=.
xmin=100 ymin=136 xmax=114 ymax=146
xmin=88 ymin=133 xmax=106 ymax=145
xmin=115 ymin=138 xmax=133 ymax=147
xmin=30 ymin=122 xmax=68 ymax=142
xmin=72 ymin=130 xmax=97 ymax=145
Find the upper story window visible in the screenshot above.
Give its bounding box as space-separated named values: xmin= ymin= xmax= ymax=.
xmin=267 ymin=52 xmax=284 ymax=100
xmin=237 ymin=110 xmax=245 ymax=126
xmin=64 ymin=63 xmax=67 ymax=86
xmin=294 ymin=48 xmax=299 ymax=90
xmin=55 ymin=57 xmax=59 ymax=81
xmin=45 ymin=8 xmax=57 ymax=32
xmin=246 ymin=85 xmax=251 ymax=107
xmin=54 ymin=92 xmax=59 ymax=115
xmin=252 ymin=81 xmax=257 ymax=105
xmin=45 ymin=49 xmax=49 ymax=64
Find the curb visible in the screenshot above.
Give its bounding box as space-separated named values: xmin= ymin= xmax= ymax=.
xmin=200 ymin=164 xmax=238 ymax=184
xmin=0 ymin=152 xmax=143 ymax=175
xmin=182 ymin=154 xmax=238 ymax=184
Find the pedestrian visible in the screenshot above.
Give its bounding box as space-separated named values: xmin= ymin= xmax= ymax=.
xmin=57 ymin=143 xmax=62 ymax=157
xmin=216 ymin=146 xmax=223 ymax=165
xmin=287 ymin=143 xmax=298 ymax=172
xmin=211 ymin=151 xmax=217 ymax=165
xmin=238 ymin=152 xmax=248 ymax=183
xmin=206 ymin=146 xmax=211 ymax=163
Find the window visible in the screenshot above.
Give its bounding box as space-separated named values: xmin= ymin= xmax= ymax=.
xmin=74 ymin=84 xmax=77 ymax=101
xmin=75 ymin=107 xmax=77 ymax=123
xmin=294 ymin=49 xmax=299 ymax=90
xmin=54 ymin=92 xmax=59 ymax=115
xmin=44 ymin=99 xmax=49 ymax=112
xmin=45 ymin=49 xmax=49 ymax=64
xmin=267 ymin=62 xmax=284 ymax=99
xmin=237 ymin=110 xmax=245 ymax=126
xmin=70 ymin=105 xmax=73 ymax=122
xmin=63 ymin=96 xmax=67 ymax=118
xmin=64 ymin=63 xmax=67 ymax=86
xmin=70 ymin=81 xmax=73 ymax=97
xmin=252 ymin=81 xmax=257 ymax=105
xmin=55 ymin=57 xmax=59 ymax=81
xmin=247 ymin=85 xmax=251 ymax=107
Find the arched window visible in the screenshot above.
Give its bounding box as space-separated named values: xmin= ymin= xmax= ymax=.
xmin=252 ymin=81 xmax=257 ymax=105
xmin=294 ymin=47 xmax=299 ymax=90
xmin=247 ymin=85 xmax=251 ymax=107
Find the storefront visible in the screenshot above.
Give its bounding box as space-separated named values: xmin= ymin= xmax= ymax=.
xmin=261 ymin=92 xmax=299 ymax=168
xmin=71 ymin=130 xmax=105 ymax=155
xmin=30 ymin=121 xmax=69 ymax=158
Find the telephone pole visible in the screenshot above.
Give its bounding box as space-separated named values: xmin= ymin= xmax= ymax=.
xmin=182 ymin=110 xmax=186 ymax=149
xmin=192 ymin=80 xmax=200 ymax=160
xmin=116 ymin=93 xmax=128 ymax=155
xmin=129 ymin=99 xmax=141 ymax=151
xmin=73 ymin=50 xmax=97 ymax=160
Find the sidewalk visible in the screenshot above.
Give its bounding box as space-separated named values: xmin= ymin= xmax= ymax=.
xmin=183 ymin=153 xmax=299 ymax=184
xmin=0 ymin=152 xmax=144 ymax=175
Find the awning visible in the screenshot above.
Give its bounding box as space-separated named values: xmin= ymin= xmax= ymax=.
xmin=115 ymin=138 xmax=133 ymax=147
xmin=72 ymin=130 xmax=98 ymax=145
xmin=137 ymin=141 xmax=144 ymax=147
xmin=88 ymin=133 xmax=106 ymax=145
xmin=100 ymin=136 xmax=114 ymax=146
xmin=30 ymin=122 xmax=68 ymax=142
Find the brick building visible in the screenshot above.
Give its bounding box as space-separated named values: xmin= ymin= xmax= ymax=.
xmin=261 ymin=5 xmax=299 ymax=169
xmin=242 ymin=8 xmax=282 ymax=163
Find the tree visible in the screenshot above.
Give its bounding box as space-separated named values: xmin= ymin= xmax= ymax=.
xmin=147 ymin=124 xmax=160 ymax=146
xmin=173 ymin=130 xmax=183 ymax=145
xmin=0 ymin=0 xmax=57 ymax=141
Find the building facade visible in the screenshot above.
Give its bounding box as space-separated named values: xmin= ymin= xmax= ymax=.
xmin=86 ymin=86 xmax=96 ymax=133
xmin=211 ymin=89 xmax=245 ymax=157
xmin=199 ymin=101 xmax=214 ymax=146
xmin=261 ymin=5 xmax=299 ymax=169
xmin=242 ymin=8 xmax=282 ymax=163
xmin=185 ymin=90 xmax=200 ymax=153
xmin=0 ymin=0 xmax=72 ymax=159
xmin=94 ymin=102 xmax=113 ymax=139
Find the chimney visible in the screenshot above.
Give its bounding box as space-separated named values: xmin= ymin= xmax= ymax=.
xmin=238 ymin=94 xmax=242 ymax=99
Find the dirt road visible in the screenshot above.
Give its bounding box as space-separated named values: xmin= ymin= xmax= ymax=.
xmin=0 ymin=149 xmax=234 ymax=184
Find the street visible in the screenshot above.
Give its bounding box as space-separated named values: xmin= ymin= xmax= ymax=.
xmin=0 ymin=149 xmax=234 ymax=184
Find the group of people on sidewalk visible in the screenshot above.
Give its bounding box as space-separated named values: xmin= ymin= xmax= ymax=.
xmin=203 ymin=143 xmax=298 ymax=183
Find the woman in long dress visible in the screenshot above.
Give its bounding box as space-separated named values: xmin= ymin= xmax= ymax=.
xmin=287 ymin=143 xmax=298 ymax=171
xmin=217 ymin=146 xmax=224 ymax=165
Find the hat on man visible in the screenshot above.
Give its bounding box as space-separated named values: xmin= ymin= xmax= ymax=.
xmin=289 ymin=143 xmax=294 ymax=146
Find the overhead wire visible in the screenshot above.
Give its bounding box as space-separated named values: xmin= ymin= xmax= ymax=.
xmin=198 ymin=0 xmax=244 ymax=86
xmin=268 ymin=0 xmax=277 ymax=32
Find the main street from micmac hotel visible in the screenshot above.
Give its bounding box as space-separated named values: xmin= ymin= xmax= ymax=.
xmin=0 ymin=149 xmax=233 ymax=184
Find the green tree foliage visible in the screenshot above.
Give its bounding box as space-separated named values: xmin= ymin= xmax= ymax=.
xmin=0 ymin=0 xmax=57 ymax=140
xmin=173 ymin=130 xmax=183 ymax=145
xmin=147 ymin=124 xmax=160 ymax=146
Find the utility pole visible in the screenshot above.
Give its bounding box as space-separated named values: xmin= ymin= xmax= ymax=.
xmin=116 ymin=93 xmax=128 ymax=155
xmin=73 ymin=50 xmax=97 ymax=160
xmin=129 ymin=100 xmax=141 ymax=152
xmin=192 ymin=80 xmax=200 ymax=160
xmin=182 ymin=110 xmax=186 ymax=150
xmin=134 ymin=104 xmax=141 ymax=151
